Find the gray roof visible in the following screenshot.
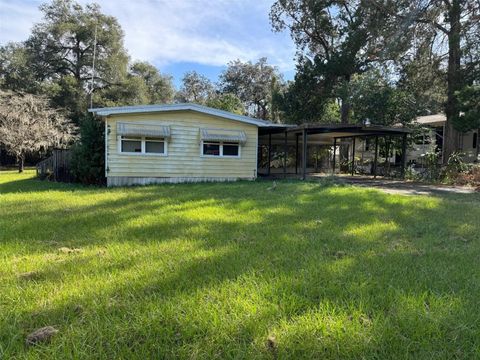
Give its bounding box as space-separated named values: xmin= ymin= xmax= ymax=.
xmin=416 ymin=114 xmax=446 ymax=125
xmin=88 ymin=103 xmax=287 ymax=128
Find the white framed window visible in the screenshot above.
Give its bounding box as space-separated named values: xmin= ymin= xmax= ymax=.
xmin=201 ymin=141 xmax=240 ymax=158
xmin=119 ymin=136 xmax=167 ymax=156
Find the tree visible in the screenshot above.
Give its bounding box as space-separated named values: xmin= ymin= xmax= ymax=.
xmin=377 ymin=0 xmax=480 ymax=162
xmin=0 ymin=43 xmax=39 ymax=93
xmin=349 ymin=70 xmax=417 ymax=126
xmin=270 ymin=0 xmax=403 ymax=124
xmin=220 ymin=58 xmax=284 ymax=120
xmin=177 ymin=71 xmax=214 ymax=104
xmin=24 ymin=0 xmax=129 ymax=119
xmin=0 ymin=91 xmax=76 ymax=172
xmin=396 ymin=46 xmax=447 ymax=116
xmin=456 ymin=85 xmax=480 ymax=132
xmin=129 ymin=61 xmax=174 ymax=104
xmin=205 ymin=93 xmax=244 ymax=114
xmin=70 ymin=113 xmax=105 ymax=184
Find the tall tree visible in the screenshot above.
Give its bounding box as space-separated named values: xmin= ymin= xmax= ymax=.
xmin=129 ymin=61 xmax=175 ymax=104
xmin=205 ymin=93 xmax=245 ymax=114
xmin=220 ymin=58 xmax=284 ymax=120
xmin=0 ymin=91 xmax=76 ymax=172
xmin=349 ymin=70 xmax=417 ymax=126
xmin=24 ymin=0 xmax=129 ymax=118
xmin=0 ymin=43 xmax=39 ymax=93
xmin=375 ymin=0 xmax=480 ymax=162
xmin=270 ymin=0 xmax=403 ymax=124
xmin=177 ymin=71 xmax=214 ymax=104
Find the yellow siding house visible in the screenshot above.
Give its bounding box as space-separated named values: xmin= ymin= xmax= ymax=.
xmin=89 ymin=104 xmax=283 ymax=186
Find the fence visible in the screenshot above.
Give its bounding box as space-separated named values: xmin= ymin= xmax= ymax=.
xmin=36 ymin=149 xmax=73 ymax=182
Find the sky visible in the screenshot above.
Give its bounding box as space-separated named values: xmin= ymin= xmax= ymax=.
xmin=0 ymin=0 xmax=297 ymax=87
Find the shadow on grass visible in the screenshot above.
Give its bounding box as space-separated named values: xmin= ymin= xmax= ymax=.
xmin=1 ymin=176 xmax=480 ymax=358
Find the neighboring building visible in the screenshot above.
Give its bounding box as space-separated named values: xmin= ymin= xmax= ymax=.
xmin=411 ymin=114 xmax=479 ymax=164
xmin=89 ymin=103 xmax=284 ymax=186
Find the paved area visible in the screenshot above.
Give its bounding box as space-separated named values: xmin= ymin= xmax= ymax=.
xmin=263 ymin=173 xmax=477 ymax=195
xmin=310 ymin=175 xmax=477 ymax=196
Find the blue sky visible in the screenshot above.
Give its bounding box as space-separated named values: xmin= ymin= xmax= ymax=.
xmin=0 ymin=0 xmax=297 ymax=88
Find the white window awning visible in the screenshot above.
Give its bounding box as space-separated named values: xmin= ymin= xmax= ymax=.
xmin=200 ymin=128 xmax=247 ymax=144
xmin=117 ymin=122 xmax=171 ymax=138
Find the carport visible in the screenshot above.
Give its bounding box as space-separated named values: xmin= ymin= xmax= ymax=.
xmin=258 ymin=124 xmax=411 ymax=180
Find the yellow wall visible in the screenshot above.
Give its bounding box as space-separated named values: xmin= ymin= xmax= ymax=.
xmin=106 ymin=110 xmax=258 ymax=181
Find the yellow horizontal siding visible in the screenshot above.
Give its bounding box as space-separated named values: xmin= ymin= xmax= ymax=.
xmin=106 ymin=111 xmax=258 ymax=178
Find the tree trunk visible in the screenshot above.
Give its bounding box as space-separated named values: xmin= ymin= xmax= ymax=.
xmin=443 ymin=0 xmax=462 ymax=164
xmin=18 ymin=156 xmax=24 ymax=173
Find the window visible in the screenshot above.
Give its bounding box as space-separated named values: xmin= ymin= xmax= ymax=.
xmin=203 ymin=142 xmax=221 ymax=156
xmin=145 ymin=137 xmax=165 ymax=154
xmin=223 ymin=142 xmax=239 ymax=156
xmin=120 ymin=136 xmax=166 ymax=155
xmin=201 ymin=141 xmax=240 ymax=157
xmin=121 ymin=137 xmax=142 ymax=153
xmin=473 ymin=132 xmax=478 ymax=149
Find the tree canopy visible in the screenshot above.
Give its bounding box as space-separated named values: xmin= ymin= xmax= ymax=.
xmin=0 ymin=91 xmax=76 ymax=172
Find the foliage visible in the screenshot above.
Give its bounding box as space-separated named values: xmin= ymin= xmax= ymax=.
xmin=421 ymin=151 xmax=441 ymax=182
xmin=454 ymin=165 xmax=480 ymax=187
xmin=396 ymin=47 xmax=447 ymax=116
xmin=270 ymin=0 xmax=404 ymax=124
xmin=24 ymin=0 xmax=129 ymax=118
xmin=392 ymin=0 xmax=480 ymax=160
xmin=176 ymin=71 xmax=214 ymax=104
xmin=349 ymin=70 xmax=417 ymax=126
xmin=128 ymin=62 xmax=175 ymax=104
xmin=205 ymin=93 xmax=244 ymax=114
xmin=70 ymin=113 xmax=105 ymax=185
xmin=0 ymin=43 xmax=39 ymax=93
xmin=443 ymin=151 xmax=469 ymax=183
xmin=0 ymin=91 xmax=76 ymax=172
xmin=220 ymin=58 xmax=284 ymax=120
xmin=455 ymin=85 xmax=480 ymax=132
xmin=1 ymin=171 xmax=480 ymax=358
xmin=0 ymin=0 xmax=174 ymax=123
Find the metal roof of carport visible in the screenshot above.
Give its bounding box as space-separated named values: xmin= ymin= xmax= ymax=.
xmin=260 ymin=123 xmax=411 ymax=141
xmin=286 ymin=123 xmax=411 ymax=136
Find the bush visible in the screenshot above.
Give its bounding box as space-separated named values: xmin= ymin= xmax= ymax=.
xmin=454 ymin=165 xmax=480 ymax=187
xmin=442 ymin=151 xmax=469 ymax=184
xmin=70 ymin=113 xmax=105 ymax=185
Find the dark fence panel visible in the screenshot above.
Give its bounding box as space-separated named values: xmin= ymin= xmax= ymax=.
xmin=36 ymin=149 xmax=73 ymax=182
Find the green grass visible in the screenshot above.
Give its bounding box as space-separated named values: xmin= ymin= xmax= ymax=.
xmin=1 ymin=170 xmax=480 ymax=359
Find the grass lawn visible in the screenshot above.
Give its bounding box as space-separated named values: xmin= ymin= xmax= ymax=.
xmin=1 ymin=170 xmax=480 ymax=359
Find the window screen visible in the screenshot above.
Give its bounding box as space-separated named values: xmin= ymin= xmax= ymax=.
xmin=223 ymin=143 xmax=239 ymax=156
xmin=145 ymin=139 xmax=165 ymax=154
xmin=203 ymin=142 xmax=220 ymax=156
xmin=121 ymin=138 xmax=142 ymax=153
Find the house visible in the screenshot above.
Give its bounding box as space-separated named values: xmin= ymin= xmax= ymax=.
xmin=411 ymin=114 xmax=479 ymax=164
xmin=89 ymin=103 xmax=285 ymax=186
xmin=89 ymin=104 xmax=411 ymax=185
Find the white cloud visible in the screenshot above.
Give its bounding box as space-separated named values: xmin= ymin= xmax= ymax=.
xmin=0 ymin=0 xmax=296 ymax=71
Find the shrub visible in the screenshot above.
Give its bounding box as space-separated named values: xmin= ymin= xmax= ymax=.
xmin=443 ymin=151 xmax=469 ymax=184
xmin=70 ymin=113 xmax=105 ymax=185
xmin=455 ymin=165 xmax=480 ymax=187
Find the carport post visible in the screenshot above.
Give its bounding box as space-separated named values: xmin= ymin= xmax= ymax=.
xmin=373 ymin=135 xmax=379 ymax=179
xmin=283 ymin=131 xmax=288 ymax=178
xmin=295 ymin=133 xmax=299 ymax=175
xmin=267 ymin=133 xmax=271 ymax=176
xmin=401 ymin=133 xmax=407 ymax=179
xmin=351 ymin=137 xmax=356 ymax=176
xmin=332 ymin=137 xmax=337 ymax=174
xmin=302 ymin=129 xmax=307 ymax=180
